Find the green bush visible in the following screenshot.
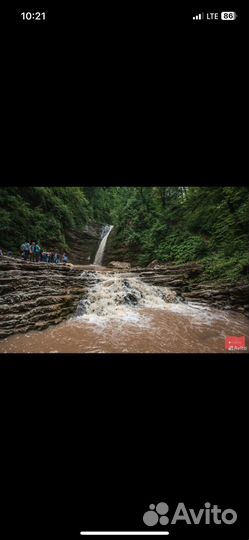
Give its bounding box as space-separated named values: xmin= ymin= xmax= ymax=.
xmin=154 ymin=234 xmax=207 ymax=263
xmin=202 ymin=254 xmax=249 ymax=282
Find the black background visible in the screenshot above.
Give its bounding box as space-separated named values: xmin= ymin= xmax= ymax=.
xmin=0 ymin=3 xmax=248 ymax=539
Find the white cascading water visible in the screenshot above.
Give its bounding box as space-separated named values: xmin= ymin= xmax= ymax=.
xmin=94 ymin=225 xmax=113 ymax=265
xmin=74 ymin=221 xmax=241 ymax=329
xmin=74 ymin=271 xmax=238 ymax=328
xmin=75 ymin=272 xmax=178 ymax=325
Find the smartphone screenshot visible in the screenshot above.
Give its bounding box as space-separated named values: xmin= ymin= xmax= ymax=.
xmin=0 ymin=3 xmax=248 ymax=539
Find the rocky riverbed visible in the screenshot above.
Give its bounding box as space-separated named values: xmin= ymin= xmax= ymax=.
xmin=0 ymin=257 xmax=248 ymax=341
xmin=69 ymin=226 xmax=249 ymax=315
xmin=131 ymin=262 xmax=249 ymax=315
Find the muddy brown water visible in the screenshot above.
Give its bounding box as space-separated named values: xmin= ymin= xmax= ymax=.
xmin=0 ymin=267 xmax=248 ymax=354
xmin=0 ymin=304 xmax=248 ymax=354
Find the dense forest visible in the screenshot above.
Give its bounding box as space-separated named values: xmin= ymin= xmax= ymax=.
xmin=0 ymin=186 xmax=248 ymax=281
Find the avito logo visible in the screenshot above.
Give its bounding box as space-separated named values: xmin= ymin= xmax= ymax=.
xmin=143 ymin=502 xmax=237 ymax=526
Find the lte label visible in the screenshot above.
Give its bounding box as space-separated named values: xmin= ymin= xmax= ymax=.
xmin=206 ymin=13 xmax=219 ymax=19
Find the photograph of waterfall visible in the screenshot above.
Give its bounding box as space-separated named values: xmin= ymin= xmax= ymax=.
xmin=0 ymin=186 xmax=248 ymax=353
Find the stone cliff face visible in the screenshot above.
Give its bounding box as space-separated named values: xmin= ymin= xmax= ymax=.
xmin=102 ymin=228 xmax=138 ymax=265
xmin=34 ymin=224 xmax=103 ymax=265
xmin=67 ymin=224 xmax=132 ymax=266
xmin=66 ymin=224 xmax=103 ymax=264
xmin=0 ymin=258 xmax=97 ymax=339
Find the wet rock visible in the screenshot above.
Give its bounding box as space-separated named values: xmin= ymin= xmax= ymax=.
xmin=123 ymin=292 xmax=138 ymax=305
xmin=75 ymin=299 xmax=91 ymax=316
xmin=161 ymin=289 xmax=177 ymax=302
xmin=182 ymin=283 xmax=249 ymax=316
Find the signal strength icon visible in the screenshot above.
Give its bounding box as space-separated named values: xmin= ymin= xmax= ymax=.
xmin=193 ymin=13 xmax=204 ymax=20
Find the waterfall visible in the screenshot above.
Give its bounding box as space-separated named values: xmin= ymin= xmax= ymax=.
xmin=75 ymin=272 xmax=178 ymax=323
xmin=94 ymin=225 xmax=113 ymax=265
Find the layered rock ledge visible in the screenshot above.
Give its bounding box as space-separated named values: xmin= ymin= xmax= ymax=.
xmin=99 ymin=260 xmax=249 ymax=315
xmin=0 ymin=258 xmax=97 ymax=339
xmin=131 ymin=262 xmax=249 ymax=316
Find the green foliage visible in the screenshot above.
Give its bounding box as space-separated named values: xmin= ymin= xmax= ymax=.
xmin=0 ymin=187 xmax=91 ymax=253
xmin=89 ymin=185 xmax=249 ymax=281
xmin=155 ymin=234 xmax=208 ymax=263
xmin=202 ymin=254 xmax=249 ymax=282
xmin=0 ymin=185 xmax=248 ymax=284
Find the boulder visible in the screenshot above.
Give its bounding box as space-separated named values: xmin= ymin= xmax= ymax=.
xmin=123 ymin=292 xmax=138 ymax=305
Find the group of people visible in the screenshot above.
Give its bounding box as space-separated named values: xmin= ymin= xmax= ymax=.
xmin=20 ymin=241 xmax=69 ymax=264
xmin=0 ymin=243 xmax=69 ymax=264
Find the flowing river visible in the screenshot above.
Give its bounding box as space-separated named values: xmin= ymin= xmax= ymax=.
xmin=0 ymin=269 xmax=248 ymax=353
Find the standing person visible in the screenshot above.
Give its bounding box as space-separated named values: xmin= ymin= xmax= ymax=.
xmin=30 ymin=241 xmax=35 ymax=262
xmin=63 ymin=253 xmax=68 ymax=264
xmin=21 ymin=242 xmax=25 ymax=258
xmin=35 ymin=242 xmax=40 ymax=262
xmin=41 ymin=248 xmax=46 ymax=262
xmin=24 ymin=241 xmax=30 ymax=261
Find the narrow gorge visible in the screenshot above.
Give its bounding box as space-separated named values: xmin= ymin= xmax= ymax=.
xmin=0 ymin=222 xmax=248 ymax=353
